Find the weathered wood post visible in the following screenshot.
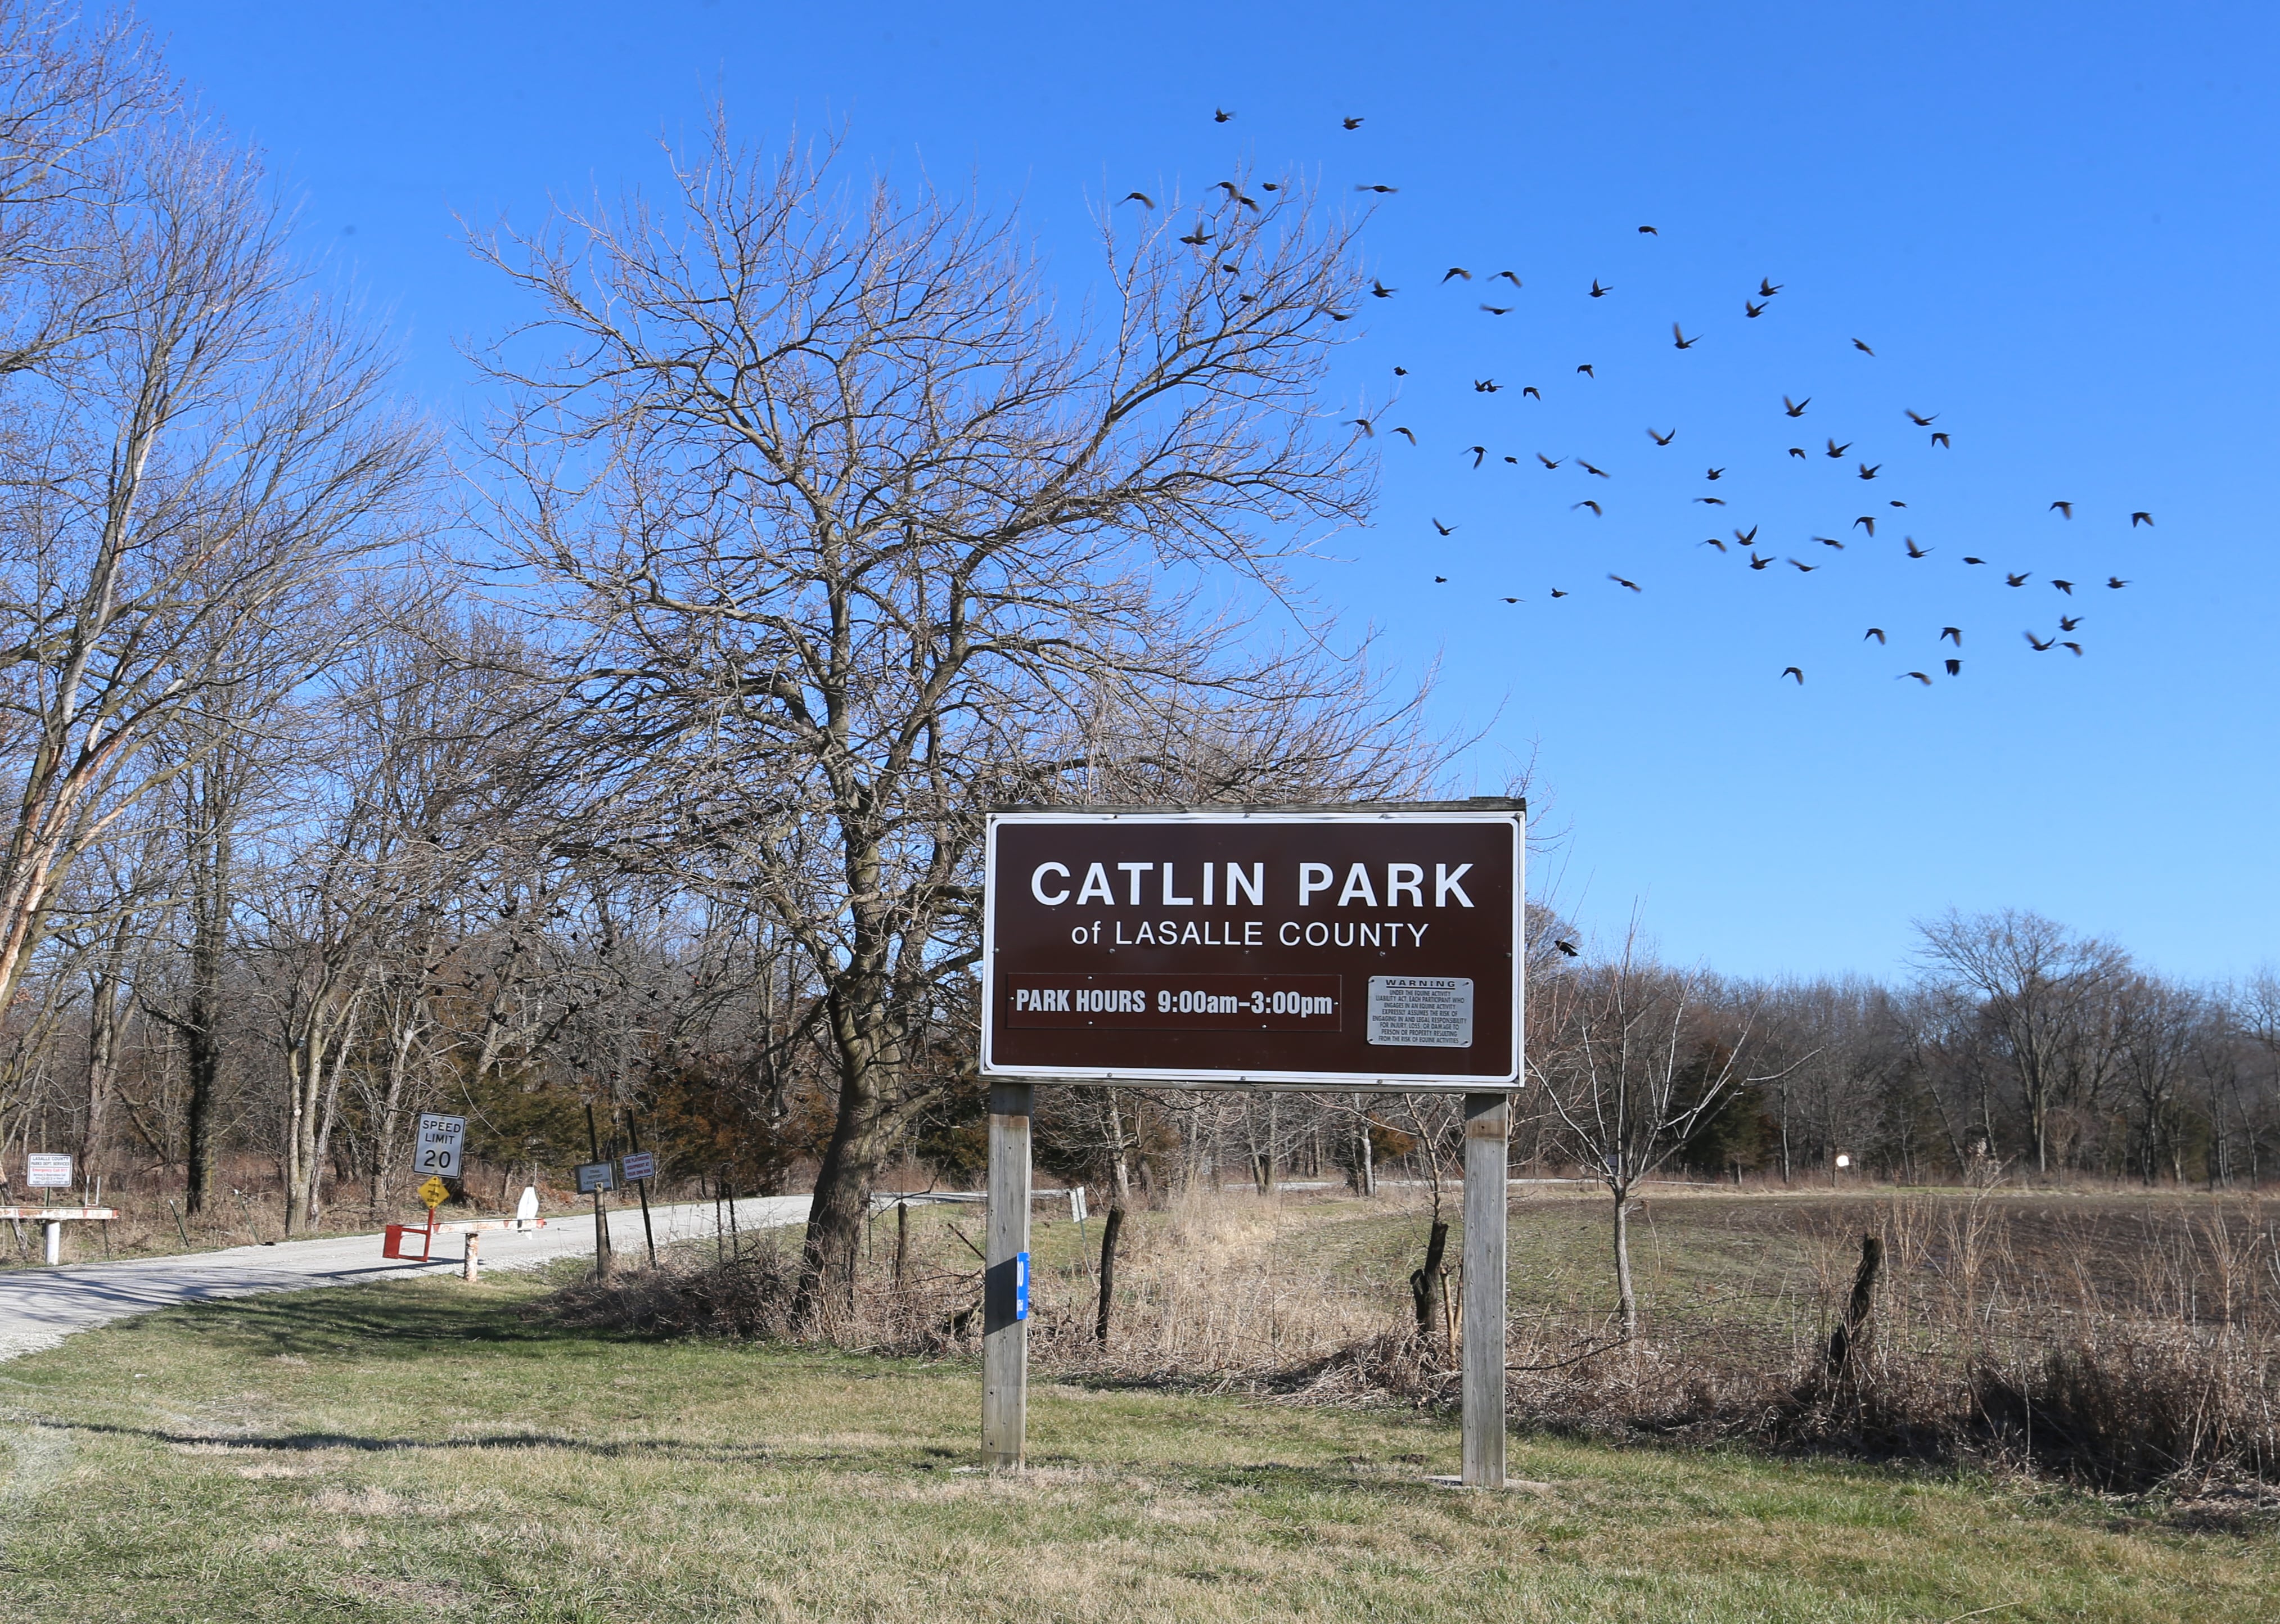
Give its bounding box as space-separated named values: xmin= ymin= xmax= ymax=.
xmin=983 ymin=1080 xmax=1034 ymax=1468
xmin=1462 ymin=1090 xmax=1510 ymax=1488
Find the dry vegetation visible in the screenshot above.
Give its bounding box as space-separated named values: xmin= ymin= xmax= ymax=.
xmin=552 ymin=1183 xmax=2280 ymax=1504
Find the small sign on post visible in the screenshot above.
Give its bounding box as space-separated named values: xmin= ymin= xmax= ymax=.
xmin=25 ymin=1154 xmax=70 ymax=1189
xmin=415 ymin=1175 xmax=452 ymax=1211
xmin=574 ymin=1162 xmax=615 ymax=1194
xmin=414 ymin=1115 xmax=466 ymax=1180
xmin=618 ymin=1152 xmax=655 ymax=1183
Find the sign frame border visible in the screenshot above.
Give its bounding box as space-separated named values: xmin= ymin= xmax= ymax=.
xmin=980 ymin=803 xmax=1524 ymax=1091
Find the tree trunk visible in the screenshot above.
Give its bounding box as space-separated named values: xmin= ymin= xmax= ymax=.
xmin=1094 ymin=1199 xmax=1125 ymax=1346
xmin=1824 ymin=1233 xmax=1884 ymax=1382
xmin=1612 ymin=1194 xmax=1639 ymax=1340
xmin=792 ymin=1025 xmax=901 ymax=1328
xmin=183 ymin=869 xmax=227 ymax=1216
xmin=1410 ymin=1219 xmax=1450 ymax=1350
xmin=80 ymin=914 xmax=135 ymax=1180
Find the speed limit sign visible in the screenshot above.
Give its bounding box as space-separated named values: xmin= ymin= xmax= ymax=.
xmin=415 ymin=1114 xmax=466 ymax=1179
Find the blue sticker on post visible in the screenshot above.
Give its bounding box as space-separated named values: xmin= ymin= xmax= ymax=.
xmin=1014 ymin=1251 xmax=1030 ymax=1321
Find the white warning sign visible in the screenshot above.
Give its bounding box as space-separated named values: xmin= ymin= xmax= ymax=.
xmin=1366 ymin=976 xmax=1475 ymax=1048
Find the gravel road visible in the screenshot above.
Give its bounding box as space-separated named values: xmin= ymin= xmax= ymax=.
xmin=0 ymin=1196 xmax=810 ymax=1361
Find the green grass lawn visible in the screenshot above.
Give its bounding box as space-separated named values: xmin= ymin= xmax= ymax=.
xmin=0 ymin=1267 xmax=2269 ymax=1622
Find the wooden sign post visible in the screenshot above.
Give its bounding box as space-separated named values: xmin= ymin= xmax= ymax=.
xmin=979 ymin=801 xmax=1523 ymax=1485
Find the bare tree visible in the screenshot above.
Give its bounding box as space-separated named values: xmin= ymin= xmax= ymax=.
xmin=0 ymin=87 xmax=429 ymax=1075
xmin=1913 ymin=909 xmax=2129 ymax=1177
xmin=1530 ymin=931 xmax=1782 ymax=1338
xmin=474 ymin=121 xmax=1418 ymax=1321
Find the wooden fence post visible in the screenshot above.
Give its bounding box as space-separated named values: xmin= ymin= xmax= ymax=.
xmin=1462 ymin=1091 xmax=1510 ymax=1488
xmin=983 ymin=1081 xmax=1034 ymax=1469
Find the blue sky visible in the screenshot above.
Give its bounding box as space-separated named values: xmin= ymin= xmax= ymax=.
xmin=143 ymin=0 xmax=2278 ymax=984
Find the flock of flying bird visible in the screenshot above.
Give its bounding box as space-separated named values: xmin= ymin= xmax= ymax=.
xmin=1130 ymin=109 xmax=2152 ymax=688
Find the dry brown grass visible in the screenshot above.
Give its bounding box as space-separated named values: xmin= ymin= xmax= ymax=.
xmin=548 ymin=1183 xmax=2280 ymax=1497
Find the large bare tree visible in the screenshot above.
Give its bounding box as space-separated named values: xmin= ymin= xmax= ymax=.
xmin=0 ymin=34 xmax=430 ymax=1075
xmin=475 ymin=121 xmax=1419 ymax=1319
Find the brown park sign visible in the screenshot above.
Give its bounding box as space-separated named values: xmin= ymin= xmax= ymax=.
xmin=980 ymin=804 xmax=1524 ymax=1089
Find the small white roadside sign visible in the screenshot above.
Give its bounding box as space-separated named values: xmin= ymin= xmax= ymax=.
xmin=25 ymin=1153 xmax=70 ymax=1189
xmin=415 ymin=1115 xmax=467 ymax=1180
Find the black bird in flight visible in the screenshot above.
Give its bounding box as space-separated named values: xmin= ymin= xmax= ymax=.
xmin=1638 ymin=225 xmax=1658 ymax=234
xmin=2058 ymin=615 xmax=2081 ymax=631
xmin=1784 ymin=395 xmax=1810 ymax=417
xmin=1864 ymin=628 xmax=1887 ymax=643
xmin=1260 ymin=182 xmax=1282 ymax=192
xmin=1858 ymin=462 xmax=1881 ymax=480
xmin=1443 ymin=267 xmax=1472 ymax=282
xmin=2051 ymin=500 xmax=2074 ymax=518
xmin=1789 ymin=557 xmax=1817 ymax=572
xmin=1480 ymin=303 xmax=1513 ymax=315
xmin=1466 ymin=445 xmax=1486 ymax=467
xmin=1817 ymin=536 xmax=1845 ymax=549
xmin=1789 ymin=447 xmax=1808 ymax=459
xmin=1537 ymin=453 xmax=1562 ymax=468
xmin=1890 ymin=499 xmax=1907 ymax=508
xmin=1963 ymin=556 xmax=1986 ymax=565
xmin=1393 ymin=366 xmax=1408 ymax=376
xmin=1121 ymin=191 xmax=1156 ymax=207
xmin=1553 ymin=938 xmax=1580 ymax=957
xmin=1551 ymin=588 xmax=1570 ymax=597
xmin=1940 ymin=627 xmax=1963 ymax=645
xmin=1493 ymin=270 xmax=1522 ymax=286
xmin=2025 ymin=631 xmax=2054 ymax=651
xmin=1346 ymin=417 xmax=1375 ymax=437
xmin=1576 ymin=364 xmax=1595 ymax=377
xmin=1782 ymin=666 xmax=1804 ymax=683
xmin=1647 ymin=427 xmax=1675 ymax=445
xmin=1672 ymin=323 xmax=1699 ymax=349
xmin=1503 ymin=455 xmax=1520 ymax=464
xmin=1432 ymin=518 xmax=1456 ymax=536
xmin=1901 ymin=671 xmax=1932 ymax=685
xmin=2108 ymin=576 xmax=2130 ymax=588
xmin=1590 ymin=279 xmax=1613 ymax=297
xmin=1945 ymin=658 xmax=1962 ymax=676
xmin=1905 ymin=538 xmax=1931 ymax=558
xmin=1503 ymin=596 xmax=1522 ymax=603
xmin=1522 ymin=385 xmax=1542 ymax=399
xmin=1930 ymin=432 xmax=1952 ymax=448
xmin=1701 ymin=537 xmax=1727 ymax=552
xmin=2062 ymin=642 xmax=2084 ymax=656
xmin=1905 ymin=409 xmax=1938 ymax=426
xmin=1759 ymin=278 xmax=1783 ymax=297
xmin=1215 ymin=182 xmax=1260 ymax=210
xmin=1342 ymin=115 xmax=1365 ymax=129
xmin=1853 ymin=515 xmax=1877 ymax=536
xmin=1179 ymin=229 xmax=1215 ymax=246
xmin=1750 ymin=554 xmax=1774 ymax=571
xmin=1214 ymin=108 xmax=1234 ymax=122
xmin=2132 ymin=511 xmax=2154 ymax=527
xmin=1578 ymin=459 xmax=1609 ymax=478
xmin=1694 ymin=495 xmax=1727 ymax=505
xmin=1826 ymin=439 xmax=1852 ymax=458
xmin=1370 ymin=279 xmax=1396 ymax=298
xmin=1574 ymin=500 xmax=1604 ymax=516
xmin=1745 ymin=300 xmax=1767 ymax=318
xmin=2006 ymin=572 xmax=2031 ymax=587
xmin=1735 ymin=525 xmax=1759 ymax=546
xmin=1474 ymin=378 xmax=1501 ymax=393
xmin=1853 ymin=338 xmax=1876 ymax=355
xmin=2052 ymin=579 xmax=2075 ymax=594
xmin=1392 ymin=427 xmax=1416 ymax=444
xmin=1355 ymin=183 xmax=1399 ymax=194
xmin=1705 ymin=467 xmax=1725 ymax=480
xmin=1434 ymin=575 xmax=1447 ymax=583
xmin=1609 ymin=572 xmax=1641 ymax=591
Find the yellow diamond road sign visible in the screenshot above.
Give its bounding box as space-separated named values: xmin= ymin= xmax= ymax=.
xmin=416 ymin=1176 xmax=451 ymax=1210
